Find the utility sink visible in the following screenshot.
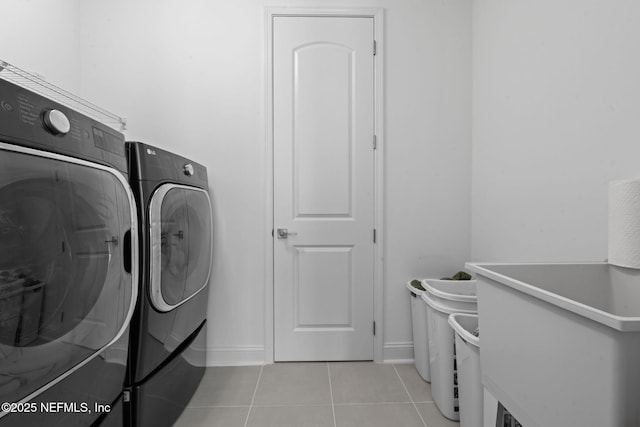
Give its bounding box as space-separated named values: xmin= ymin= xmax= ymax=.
xmin=466 ymin=262 xmax=640 ymax=427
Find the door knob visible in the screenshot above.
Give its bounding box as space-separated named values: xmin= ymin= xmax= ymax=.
xmin=276 ymin=228 xmax=298 ymax=239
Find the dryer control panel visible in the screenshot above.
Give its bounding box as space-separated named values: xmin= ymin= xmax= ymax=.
xmin=126 ymin=141 xmax=208 ymax=188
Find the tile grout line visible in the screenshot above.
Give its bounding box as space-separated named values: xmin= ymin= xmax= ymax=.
xmin=244 ymin=401 xmax=417 ymax=408
xmin=243 ymin=363 xmax=264 ymax=427
xmin=327 ymin=362 xmax=337 ymax=427
xmin=189 ymin=404 xmax=251 ymax=409
xmin=333 ymin=401 xmax=414 ymax=406
xmin=392 ymin=364 xmax=428 ymax=427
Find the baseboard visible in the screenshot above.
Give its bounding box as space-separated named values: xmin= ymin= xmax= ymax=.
xmin=205 ymin=345 xmax=265 ymax=366
xmin=194 ymin=343 xmax=410 ymax=366
xmin=383 ymin=341 xmax=414 ymax=364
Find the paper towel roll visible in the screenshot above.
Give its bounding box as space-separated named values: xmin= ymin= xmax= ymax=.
xmin=608 ymin=178 xmax=640 ymax=268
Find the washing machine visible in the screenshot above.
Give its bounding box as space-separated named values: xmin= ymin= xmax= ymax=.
xmin=0 ymin=78 xmax=138 ymax=426
xmin=124 ymin=142 xmax=212 ymax=427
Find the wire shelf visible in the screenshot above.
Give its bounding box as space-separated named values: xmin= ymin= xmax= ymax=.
xmin=0 ymin=60 xmax=127 ymax=131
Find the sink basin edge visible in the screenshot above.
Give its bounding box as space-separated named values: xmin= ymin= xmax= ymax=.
xmin=465 ymin=262 xmax=640 ymax=332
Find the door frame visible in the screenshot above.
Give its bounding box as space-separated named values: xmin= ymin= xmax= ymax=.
xmin=263 ymin=7 xmax=385 ymax=364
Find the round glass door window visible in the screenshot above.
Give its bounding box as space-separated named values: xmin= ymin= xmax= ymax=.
xmin=149 ymin=184 xmax=212 ymax=312
xmin=0 ymin=145 xmax=137 ymax=407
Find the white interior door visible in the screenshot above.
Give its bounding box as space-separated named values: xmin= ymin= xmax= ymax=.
xmin=273 ymin=16 xmax=375 ymax=361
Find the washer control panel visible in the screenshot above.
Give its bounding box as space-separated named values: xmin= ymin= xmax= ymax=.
xmin=0 ymin=78 xmax=127 ymax=172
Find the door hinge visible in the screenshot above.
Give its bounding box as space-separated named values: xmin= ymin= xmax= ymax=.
xmin=373 ymin=321 xmax=376 ymax=336
xmin=373 ymin=40 xmax=377 ymax=56
xmin=373 ymin=229 xmax=377 ymax=243
xmin=123 ymin=390 xmax=131 ymax=403
xmin=373 ymin=134 xmax=377 ymax=150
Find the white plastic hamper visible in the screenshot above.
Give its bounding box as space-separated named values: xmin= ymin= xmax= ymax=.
xmin=422 ymin=293 xmax=477 ymax=421
xmin=407 ymin=280 xmax=430 ymax=382
xmin=448 ymin=313 xmax=482 ymax=427
xmin=422 ymin=279 xmax=477 ymax=311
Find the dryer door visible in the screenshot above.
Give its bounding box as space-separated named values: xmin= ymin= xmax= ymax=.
xmin=149 ymin=184 xmax=212 ymax=312
xmin=0 ymin=143 xmax=138 ymax=413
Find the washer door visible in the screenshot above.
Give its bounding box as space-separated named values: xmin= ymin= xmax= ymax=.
xmin=149 ymin=184 xmax=212 ymax=312
xmin=0 ymin=143 xmax=138 ymax=412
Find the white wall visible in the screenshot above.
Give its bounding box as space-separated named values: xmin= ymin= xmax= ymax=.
xmin=380 ymin=0 xmax=472 ymax=360
xmin=1 ymin=1 xmax=82 ymax=92
xmin=472 ymin=0 xmax=640 ymax=262
xmin=75 ymin=0 xmax=472 ymax=364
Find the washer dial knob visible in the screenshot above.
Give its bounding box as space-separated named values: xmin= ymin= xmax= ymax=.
xmin=43 ymin=109 xmax=71 ymax=135
xmin=183 ymin=163 xmax=194 ymax=176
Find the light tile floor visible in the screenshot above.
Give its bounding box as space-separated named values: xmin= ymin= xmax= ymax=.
xmin=174 ymin=362 xmax=459 ymax=427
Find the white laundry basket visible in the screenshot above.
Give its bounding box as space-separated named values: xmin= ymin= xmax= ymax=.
xmin=448 ymin=313 xmax=482 ymax=427
xmin=422 ymin=291 xmax=477 ymax=421
xmin=407 ymin=280 xmax=430 ymax=382
xmin=422 ymin=279 xmax=477 ymax=311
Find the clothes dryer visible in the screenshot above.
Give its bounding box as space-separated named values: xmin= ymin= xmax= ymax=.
xmin=0 ymin=79 xmax=138 ymax=426
xmin=124 ymin=142 xmax=212 ymax=427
